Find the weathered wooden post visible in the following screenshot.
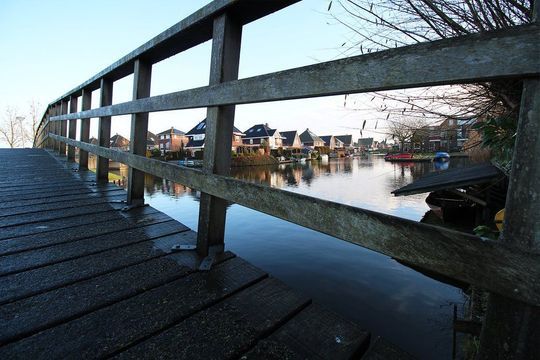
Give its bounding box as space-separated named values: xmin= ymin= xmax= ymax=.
xmin=478 ymin=4 xmax=539 ymax=357
xmin=196 ymin=13 xmax=242 ymax=257
xmin=79 ymin=89 xmax=92 ymax=169
xmin=67 ymin=95 xmax=78 ymax=161
xmin=44 ymin=109 xmax=51 ymax=149
xmin=127 ymin=59 xmax=152 ymax=206
xmin=53 ymin=104 xmax=60 ymax=152
xmin=58 ymin=101 xmax=68 ymax=156
xmin=96 ymin=78 xmax=113 ymax=182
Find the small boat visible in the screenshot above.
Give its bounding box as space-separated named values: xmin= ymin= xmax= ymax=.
xmin=433 ymin=152 xmax=450 ymax=162
xmin=384 ymin=152 xmax=413 ymax=161
xmin=178 ymin=159 xmax=195 ymax=166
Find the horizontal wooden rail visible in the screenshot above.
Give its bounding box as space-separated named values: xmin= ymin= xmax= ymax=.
xmin=50 ymin=24 xmax=539 ymax=122
xmin=49 ymin=133 xmax=540 ymax=306
xmin=49 ymin=0 xmax=299 ymax=105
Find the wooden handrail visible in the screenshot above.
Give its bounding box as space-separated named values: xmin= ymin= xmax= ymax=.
xmin=49 ymin=24 xmax=539 ymax=122
xmin=34 ymin=0 xmax=540 ymax=316
xmin=49 ymin=133 xmax=540 ymax=306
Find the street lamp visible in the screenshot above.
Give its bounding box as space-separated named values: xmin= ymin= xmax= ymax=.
xmin=16 ymin=116 xmax=26 ymax=148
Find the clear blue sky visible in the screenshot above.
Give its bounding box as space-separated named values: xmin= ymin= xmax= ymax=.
xmin=0 ymin=0 xmax=383 ymax=146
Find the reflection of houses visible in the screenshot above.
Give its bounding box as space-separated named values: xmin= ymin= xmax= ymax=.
xmin=146 ymin=131 xmax=159 ymax=151
xmin=110 ymin=134 xmax=130 ymax=151
xmin=299 ymin=128 xmax=324 ymax=148
xmin=280 ymin=130 xmax=302 ymax=149
xmin=357 ymin=137 xmax=373 ymax=151
xmin=185 ymin=119 xmax=244 ymax=155
xmin=242 ymin=123 xmax=283 ymax=149
xmin=157 ymin=127 xmax=189 ymax=154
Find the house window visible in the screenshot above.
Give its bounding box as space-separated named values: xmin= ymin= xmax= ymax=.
xmin=448 ymin=119 xmax=454 ymax=126
xmin=250 ymin=139 xmax=253 ymax=145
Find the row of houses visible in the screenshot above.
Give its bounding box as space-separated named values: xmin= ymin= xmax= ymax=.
xmin=181 ymin=120 xmax=356 ymax=155
xmin=99 ymin=118 xmax=471 ymax=156
xmin=98 ymin=120 xmax=358 ymax=156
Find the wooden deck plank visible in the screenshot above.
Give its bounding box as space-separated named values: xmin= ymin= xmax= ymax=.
xmin=0 ymin=189 xmax=127 ymax=210
xmin=0 ymin=231 xmax=198 ymax=305
xmin=115 ymin=278 xmax=310 ymax=360
xmin=0 ymin=193 xmax=127 ymax=217
xmin=0 ymin=208 xmax=167 ymax=256
xmin=0 ymin=207 xmax=140 ymax=240
xmin=241 ymin=303 xmax=370 ymax=359
xmin=0 ymin=202 xmax=125 ymax=228
xmin=0 ymin=181 xmax=117 ymax=196
xmin=0 ymin=185 xmax=121 ymax=203
xmin=0 ymin=248 xmax=234 ymax=345
xmin=0 ymin=148 xmax=381 ymax=359
xmin=0 ymin=220 xmax=188 ymax=276
xmin=0 ymin=257 xmax=267 ymax=359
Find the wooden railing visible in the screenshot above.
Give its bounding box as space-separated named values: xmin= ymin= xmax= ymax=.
xmin=34 ymin=0 xmax=539 ymax=355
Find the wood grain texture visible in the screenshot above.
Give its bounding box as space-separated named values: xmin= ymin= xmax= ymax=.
xmin=50 ymin=25 xmax=539 ymax=122
xmin=50 ymin=133 xmax=540 ymax=306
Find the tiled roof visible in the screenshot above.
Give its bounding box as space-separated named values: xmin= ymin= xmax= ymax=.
xmin=186 ymin=119 xmax=243 ymax=136
xmin=335 ymin=135 xmax=353 ymax=146
xmin=243 ymin=124 xmax=275 ymax=139
xmin=110 ymin=134 xmax=130 ymax=148
xmin=357 ymin=137 xmax=373 ymax=146
xmin=299 ymin=129 xmax=323 ymax=144
xmin=280 ymin=131 xmax=299 ymax=146
xmin=156 ymin=127 xmax=185 ymax=136
xmin=147 ymin=131 xmax=158 ymax=146
xmin=185 ymin=139 xmax=205 ymax=148
xmin=319 ymin=135 xmax=333 ymax=146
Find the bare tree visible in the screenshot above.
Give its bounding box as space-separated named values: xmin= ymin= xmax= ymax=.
xmin=387 ymin=116 xmax=428 ymax=151
xmin=0 ymin=107 xmax=22 ymax=148
xmin=330 ymin=0 xmax=532 ymax=154
xmin=28 ymin=100 xmax=42 ymax=144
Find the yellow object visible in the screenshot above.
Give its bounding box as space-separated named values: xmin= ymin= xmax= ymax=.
xmin=494 ymin=209 xmax=505 ymax=231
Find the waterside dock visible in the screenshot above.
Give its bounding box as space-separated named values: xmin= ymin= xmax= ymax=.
xmin=0 ymin=148 xmax=390 ymax=359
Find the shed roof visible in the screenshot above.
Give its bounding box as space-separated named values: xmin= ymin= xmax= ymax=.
xmin=392 ymin=163 xmax=503 ymax=196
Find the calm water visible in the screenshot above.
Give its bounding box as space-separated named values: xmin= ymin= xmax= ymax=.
xmin=113 ymin=155 xmax=470 ymax=358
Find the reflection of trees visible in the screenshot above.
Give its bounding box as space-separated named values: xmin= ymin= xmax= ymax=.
xmin=301 ymin=165 xmax=314 ymax=186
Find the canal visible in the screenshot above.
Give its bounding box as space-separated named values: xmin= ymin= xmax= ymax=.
xmin=108 ymin=155 xmax=471 ymax=358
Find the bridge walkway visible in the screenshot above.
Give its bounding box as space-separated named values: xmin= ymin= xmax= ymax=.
xmin=0 ymin=148 xmax=404 ymax=359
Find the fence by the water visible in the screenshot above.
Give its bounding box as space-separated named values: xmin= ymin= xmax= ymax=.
xmin=33 ymin=0 xmax=539 ymax=356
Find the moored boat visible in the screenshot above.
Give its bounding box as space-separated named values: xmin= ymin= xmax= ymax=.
xmin=384 ymin=152 xmax=413 ymax=161
xmin=433 ymin=151 xmax=450 ymax=162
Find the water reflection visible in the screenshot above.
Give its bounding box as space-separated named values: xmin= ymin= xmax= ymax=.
xmin=230 ymin=156 xmax=470 ymax=221
xmin=111 ymin=155 xmax=470 ymax=358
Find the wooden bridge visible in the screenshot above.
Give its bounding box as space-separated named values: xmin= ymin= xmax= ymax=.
xmin=2 ymin=0 xmax=539 ymax=358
